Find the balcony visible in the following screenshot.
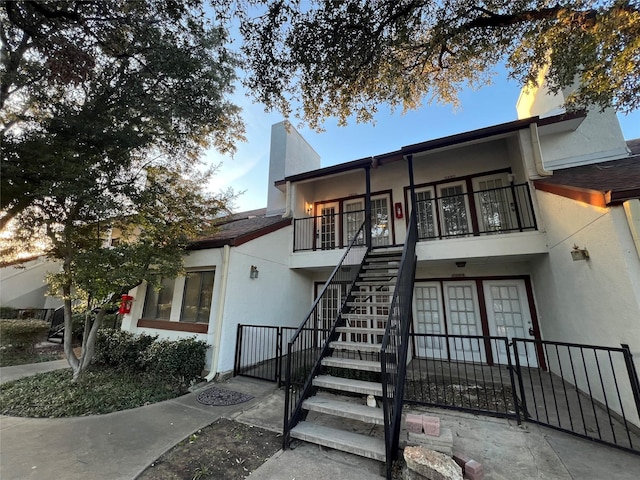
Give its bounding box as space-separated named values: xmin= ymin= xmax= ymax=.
xmin=293 ymin=183 xmax=537 ymax=252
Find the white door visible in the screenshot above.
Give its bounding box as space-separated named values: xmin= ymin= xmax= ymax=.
xmin=318 ymin=202 xmax=339 ymax=249
xmin=443 ymin=281 xmax=485 ymax=362
xmin=483 ymin=279 xmax=538 ymax=367
xmin=370 ymin=196 xmax=390 ymax=247
xmin=437 ymin=182 xmax=471 ymax=237
xmin=413 ymin=283 xmax=446 ymax=358
xmin=414 ymin=187 xmax=438 ymax=239
xmin=472 ymin=175 xmax=516 ymax=234
xmin=343 ymin=199 xmax=365 ymax=246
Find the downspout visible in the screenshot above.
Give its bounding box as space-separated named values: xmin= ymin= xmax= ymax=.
xmin=205 ymin=243 xmax=231 ymax=381
xmin=530 ymin=123 xmax=553 ymax=177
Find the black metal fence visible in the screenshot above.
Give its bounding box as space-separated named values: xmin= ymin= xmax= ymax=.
xmin=415 ymin=183 xmax=536 ymax=240
xmin=512 ymin=338 xmax=640 ymax=452
xmin=406 ymin=334 xmax=520 ymax=421
xmin=234 ymin=324 xmax=298 ymax=386
xmin=283 ymin=220 xmax=369 ymax=447
xmin=380 ymin=212 xmax=418 ymax=478
xmin=293 ymin=209 xmax=366 ymax=252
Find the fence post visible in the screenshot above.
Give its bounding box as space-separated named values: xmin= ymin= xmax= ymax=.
xmin=276 ymin=327 xmax=283 ymax=388
xmin=512 ymin=340 xmax=529 ymax=422
xmin=233 ymin=324 xmax=243 ymax=377
xmin=504 ymin=337 xmax=521 ymax=425
xmin=621 ymin=344 xmax=640 ymax=419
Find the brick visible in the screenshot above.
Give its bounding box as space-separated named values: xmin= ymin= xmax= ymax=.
xmin=453 ymin=452 xmax=472 ymax=470
xmin=422 ymin=415 xmax=441 ymax=436
xmin=464 ymin=460 xmax=484 ymax=480
xmin=406 ymin=414 xmax=424 ymax=433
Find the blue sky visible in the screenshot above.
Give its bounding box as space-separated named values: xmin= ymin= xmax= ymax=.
xmin=205 ymin=71 xmax=640 ymax=213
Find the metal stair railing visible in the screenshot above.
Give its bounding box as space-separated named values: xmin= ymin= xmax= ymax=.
xmin=380 ymin=212 xmax=418 ymax=479
xmin=282 ymin=220 xmax=369 ymax=448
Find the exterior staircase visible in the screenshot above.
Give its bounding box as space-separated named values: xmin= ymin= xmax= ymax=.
xmin=289 ymin=247 xmax=403 ymax=461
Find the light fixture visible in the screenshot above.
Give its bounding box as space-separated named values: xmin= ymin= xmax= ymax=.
xmin=305 ymin=202 xmax=313 ymax=216
xmin=250 ymin=265 xmax=259 ymax=279
xmin=456 ymin=261 xmax=466 ymax=268
xmin=571 ymin=245 xmax=589 ymax=261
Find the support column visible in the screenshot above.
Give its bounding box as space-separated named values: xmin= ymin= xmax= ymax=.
xmin=407 ymin=155 xmax=417 ymax=213
xmin=365 ymin=165 xmax=372 ymax=248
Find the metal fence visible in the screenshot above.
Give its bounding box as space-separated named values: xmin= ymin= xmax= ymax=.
xmin=293 ymin=209 xmax=366 ymax=252
xmin=415 ymin=182 xmax=536 ymax=240
xmin=380 ymin=211 xmax=417 ymax=478
xmin=283 ymin=220 xmax=369 ymax=447
xmin=233 ymin=325 xmax=298 ymax=386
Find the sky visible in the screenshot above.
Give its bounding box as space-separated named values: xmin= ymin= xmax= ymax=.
xmin=204 ymin=73 xmax=640 ymax=214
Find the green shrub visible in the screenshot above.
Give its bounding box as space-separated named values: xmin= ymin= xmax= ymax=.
xmin=143 ymin=337 xmax=208 ymax=386
xmin=0 ymin=319 xmax=50 ymax=352
xmin=0 ymin=306 xmax=19 ymax=319
xmin=93 ymin=329 xmax=157 ymax=371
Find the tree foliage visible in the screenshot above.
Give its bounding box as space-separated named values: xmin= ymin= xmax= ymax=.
xmin=0 ymin=0 xmax=243 ymax=379
xmin=240 ymin=0 xmax=640 ymax=128
xmin=1 ymin=0 xmax=244 ymax=228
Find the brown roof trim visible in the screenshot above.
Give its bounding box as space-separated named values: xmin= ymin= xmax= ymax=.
xmin=188 ymin=218 xmax=291 ymax=250
xmin=534 ymin=181 xmax=608 ymax=208
xmin=281 ymin=112 xmax=588 ymax=184
xmin=606 ymin=188 xmax=640 ymax=205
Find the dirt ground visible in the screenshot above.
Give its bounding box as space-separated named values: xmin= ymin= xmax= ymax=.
xmin=138 ymin=418 xmax=282 ymax=480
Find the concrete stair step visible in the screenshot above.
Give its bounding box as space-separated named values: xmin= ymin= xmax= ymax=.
xmin=347 ymin=301 xmax=391 ymax=308
xmin=365 ymin=256 xmax=402 ymax=263
xmin=321 ymin=357 xmax=381 ymax=372
xmin=302 ymin=396 xmax=384 ymax=425
xmin=355 ymin=280 xmax=396 ymax=287
xmin=360 ymin=271 xmax=398 ymax=278
xmin=313 ymin=374 xmax=383 ymax=396
xmin=336 ymin=326 xmax=386 ymax=335
xmin=362 ymin=263 xmax=399 ymax=270
xmin=342 ymin=313 xmax=389 ymax=320
xmin=329 ymin=341 xmax=381 ymax=353
xmin=290 ymin=421 xmax=386 ymax=462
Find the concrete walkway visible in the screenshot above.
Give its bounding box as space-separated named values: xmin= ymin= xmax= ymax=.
xmin=2 ymin=361 xmax=640 ymax=479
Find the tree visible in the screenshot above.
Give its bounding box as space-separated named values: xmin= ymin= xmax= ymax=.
xmin=1 ymin=0 xmax=244 ymax=228
xmin=1 ymin=0 xmax=243 ymax=379
xmin=239 ymin=0 xmax=640 ymax=129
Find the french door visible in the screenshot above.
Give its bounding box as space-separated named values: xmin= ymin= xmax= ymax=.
xmin=414 ymin=188 xmax=437 ymax=239
xmin=370 ymin=196 xmax=390 ymax=247
xmin=413 ymin=278 xmax=539 ymax=366
xmin=343 ymin=199 xmax=365 ymax=246
xmin=318 ymin=202 xmax=339 ymax=249
xmin=483 ymin=279 xmax=537 ymax=367
xmin=472 ymin=175 xmax=517 ymax=234
xmin=437 ymin=182 xmax=471 ymax=237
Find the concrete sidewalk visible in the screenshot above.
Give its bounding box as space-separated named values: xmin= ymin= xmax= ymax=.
xmin=2 ymin=360 xmax=640 ymax=479
xmin=0 ymin=359 xmax=70 ymax=385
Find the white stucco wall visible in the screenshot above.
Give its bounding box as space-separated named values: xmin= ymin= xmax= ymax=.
xmin=215 ymin=225 xmax=312 ymax=374
xmin=267 ymin=121 xmax=321 ymax=216
xmin=531 ymin=191 xmax=640 ymax=424
xmin=0 ymin=257 xmax=63 ymax=309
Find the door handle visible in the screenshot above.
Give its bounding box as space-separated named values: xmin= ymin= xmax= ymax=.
xmin=528 ymin=327 xmax=535 ymax=336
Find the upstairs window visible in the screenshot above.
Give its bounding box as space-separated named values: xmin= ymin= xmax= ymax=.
xmin=181 ymin=270 xmax=215 ymax=323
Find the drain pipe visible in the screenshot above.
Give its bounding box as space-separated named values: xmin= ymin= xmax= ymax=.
xmin=205 ymin=244 xmax=231 ymax=381
xmin=530 ymin=123 xmax=553 ymax=177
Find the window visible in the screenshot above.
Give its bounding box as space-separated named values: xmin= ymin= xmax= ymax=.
xmin=181 ymin=270 xmax=215 ymax=323
xmin=142 ymin=277 xmax=174 ymax=320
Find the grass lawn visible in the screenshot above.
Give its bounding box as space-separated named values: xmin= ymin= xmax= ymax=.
xmin=0 ymin=367 xmax=189 ymax=417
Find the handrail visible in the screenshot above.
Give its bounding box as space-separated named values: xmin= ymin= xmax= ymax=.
xmin=282 ymin=220 xmax=369 ymax=447
xmin=380 ymin=211 xmax=418 ymax=479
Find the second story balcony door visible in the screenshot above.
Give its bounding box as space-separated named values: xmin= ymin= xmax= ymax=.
xmin=438 ymin=183 xmax=471 ymax=237
xmin=371 ymin=197 xmax=390 ymax=247
xmin=344 ymin=200 xmax=365 ymax=246
xmin=319 ymin=202 xmax=339 ymax=250
xmin=473 ymin=175 xmax=516 ymax=234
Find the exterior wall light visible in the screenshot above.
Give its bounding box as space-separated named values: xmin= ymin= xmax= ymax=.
xmin=250 ymin=265 xmax=259 ymax=279
xmin=571 ymin=245 xmax=589 ymax=261
xmin=456 ymin=261 xmax=466 ymax=268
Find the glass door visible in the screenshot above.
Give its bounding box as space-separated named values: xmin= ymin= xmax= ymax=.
xmin=371 ymin=196 xmax=390 ymax=247
xmin=473 ymin=175 xmax=515 ymax=234
xmin=443 ymin=281 xmax=485 ymax=362
xmin=413 ymin=282 xmax=446 ymax=358
xmin=318 ymin=202 xmax=339 ymax=249
xmin=343 ymin=199 xmax=365 ymax=246
xmin=437 ymin=182 xmax=470 ymax=237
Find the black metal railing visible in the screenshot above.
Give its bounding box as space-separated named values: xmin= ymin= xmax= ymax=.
xmin=234 ymin=325 xmax=298 ymax=386
xmin=405 ymin=333 xmax=520 ymax=421
xmin=293 ymin=209 xmax=367 ymax=252
xmin=415 ymin=183 xmax=536 ymax=239
xmin=380 ymin=212 xmax=417 ymax=479
xmin=282 ymin=220 xmax=369 ymax=447
xmin=512 ymin=338 xmax=640 ymax=453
